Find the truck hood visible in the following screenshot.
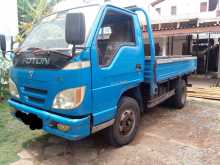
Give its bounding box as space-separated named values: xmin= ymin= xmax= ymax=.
xmin=13 ymin=51 xmax=72 ymax=69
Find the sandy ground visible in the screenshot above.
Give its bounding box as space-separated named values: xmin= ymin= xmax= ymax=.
xmin=189 ymin=75 xmax=220 ymax=88
xmin=11 ymin=97 xmax=220 ymax=165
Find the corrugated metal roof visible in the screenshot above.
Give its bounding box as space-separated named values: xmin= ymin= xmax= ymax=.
xmin=152 ymin=25 xmax=220 ymax=37
xmin=149 ymin=19 xmax=220 ymax=37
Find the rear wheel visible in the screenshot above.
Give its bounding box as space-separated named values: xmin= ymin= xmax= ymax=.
xmin=169 ymin=79 xmax=187 ymax=109
xmin=105 ymin=96 xmax=140 ymax=147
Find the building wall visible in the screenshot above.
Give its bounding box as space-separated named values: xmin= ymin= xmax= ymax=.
xmin=54 ymin=0 xmax=162 ymax=23
xmin=0 ymin=0 xmax=18 ymax=36
xmin=154 ymin=36 xmax=186 ymax=56
xmin=173 ymin=36 xmax=186 ymax=55
xmin=153 ymin=0 xmax=219 ymax=22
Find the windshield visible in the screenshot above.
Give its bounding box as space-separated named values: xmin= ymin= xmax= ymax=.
xmin=20 ymin=5 xmax=100 ymax=53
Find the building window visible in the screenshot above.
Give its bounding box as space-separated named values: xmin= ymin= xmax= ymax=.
xmin=209 ymin=0 xmax=219 ymax=11
xmin=200 ymin=2 xmax=207 ymax=12
xmin=171 ymin=6 xmax=177 ymax=15
xmin=156 ymin=8 xmax=161 ymax=14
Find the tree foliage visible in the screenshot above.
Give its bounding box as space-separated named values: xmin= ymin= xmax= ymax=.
xmin=0 ymin=0 xmax=63 ymax=101
xmin=0 ymin=53 xmax=11 ymax=101
xmin=17 ymin=0 xmax=62 ymax=42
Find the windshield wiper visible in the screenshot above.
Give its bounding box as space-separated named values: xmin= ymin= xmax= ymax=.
xmin=17 ymin=46 xmax=87 ymax=57
xmin=26 ymin=47 xmax=69 ymax=57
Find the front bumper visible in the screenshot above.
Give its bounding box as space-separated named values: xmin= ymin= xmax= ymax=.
xmin=8 ymin=99 xmax=91 ymax=140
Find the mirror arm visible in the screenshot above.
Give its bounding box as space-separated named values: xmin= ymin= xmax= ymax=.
xmin=72 ymin=45 xmax=75 ymax=56
xmin=2 ymin=50 xmax=6 ymax=57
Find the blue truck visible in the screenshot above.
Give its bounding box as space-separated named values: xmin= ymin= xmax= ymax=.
xmin=5 ymin=4 xmax=197 ymax=146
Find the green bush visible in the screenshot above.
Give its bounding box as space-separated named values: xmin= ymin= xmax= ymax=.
xmin=0 ymin=53 xmax=11 ymax=101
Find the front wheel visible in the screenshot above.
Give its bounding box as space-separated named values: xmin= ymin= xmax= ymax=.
xmin=105 ymin=96 xmax=141 ymax=147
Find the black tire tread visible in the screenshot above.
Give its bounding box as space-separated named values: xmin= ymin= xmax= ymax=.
xmin=168 ymin=79 xmax=187 ymax=109
xmin=105 ymin=96 xmax=140 ymax=147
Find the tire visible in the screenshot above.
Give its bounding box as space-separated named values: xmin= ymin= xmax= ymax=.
xmin=105 ymin=96 xmax=141 ymax=147
xmin=169 ymin=79 xmax=187 ymax=109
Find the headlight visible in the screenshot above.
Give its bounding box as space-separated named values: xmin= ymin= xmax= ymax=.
xmin=52 ymin=87 xmax=85 ymax=110
xmin=9 ymin=78 xmax=20 ymax=98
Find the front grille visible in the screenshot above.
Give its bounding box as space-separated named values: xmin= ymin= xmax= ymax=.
xmin=24 ymin=86 xmax=47 ymax=95
xmin=28 ymin=96 xmax=45 ymax=104
xmin=23 ymin=86 xmax=48 ymax=105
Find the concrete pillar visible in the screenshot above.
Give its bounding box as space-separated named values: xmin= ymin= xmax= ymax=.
xmin=162 ymin=37 xmax=167 ymax=56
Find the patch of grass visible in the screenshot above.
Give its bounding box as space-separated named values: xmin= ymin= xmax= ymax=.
xmin=0 ymin=102 xmax=47 ymax=165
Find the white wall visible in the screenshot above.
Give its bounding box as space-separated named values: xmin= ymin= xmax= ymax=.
xmin=54 ymin=0 xmax=162 ymax=23
xmin=154 ymin=0 xmax=219 ymax=22
xmin=0 ymin=0 xmax=18 ymax=36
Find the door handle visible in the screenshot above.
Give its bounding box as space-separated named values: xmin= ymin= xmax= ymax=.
xmin=136 ymin=64 xmax=142 ymax=71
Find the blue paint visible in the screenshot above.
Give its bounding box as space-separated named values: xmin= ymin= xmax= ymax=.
xmin=8 ymin=4 xmax=197 ymax=141
xmin=144 ymin=58 xmax=197 ymax=83
xmin=8 ymin=99 xmax=90 ymax=140
xmin=129 ymin=7 xmax=157 ymax=96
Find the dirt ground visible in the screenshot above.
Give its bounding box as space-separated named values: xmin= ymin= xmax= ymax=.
xmin=11 ymin=97 xmax=220 ymax=165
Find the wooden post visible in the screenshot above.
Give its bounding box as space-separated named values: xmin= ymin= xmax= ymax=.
xmin=218 ymin=42 xmax=220 ymax=78
xmin=195 ymin=34 xmax=199 ymax=75
xmin=171 ymin=36 xmax=174 ymax=56
xmin=187 ymin=35 xmax=191 ymax=55
xmin=206 ymin=33 xmax=211 ymax=75
xmin=167 ymin=37 xmax=170 ymax=55
xmin=196 ymin=34 xmax=199 ymax=56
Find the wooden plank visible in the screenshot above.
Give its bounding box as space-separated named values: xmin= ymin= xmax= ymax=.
xmin=187 ymin=87 xmax=220 ymax=101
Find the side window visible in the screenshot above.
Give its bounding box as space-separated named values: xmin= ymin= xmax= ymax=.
xmin=96 ymin=10 xmax=135 ymax=66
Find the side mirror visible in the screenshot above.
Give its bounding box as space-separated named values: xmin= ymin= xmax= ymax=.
xmin=65 ymin=13 xmax=85 ymax=46
xmin=0 ymin=34 xmax=6 ymax=56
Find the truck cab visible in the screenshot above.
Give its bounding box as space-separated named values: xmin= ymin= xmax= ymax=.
xmin=8 ymin=4 xmax=197 ymax=146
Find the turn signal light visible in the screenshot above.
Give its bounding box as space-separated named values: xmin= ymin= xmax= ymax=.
xmin=57 ymin=124 xmax=70 ymax=132
xmin=49 ymin=121 xmax=70 ymax=132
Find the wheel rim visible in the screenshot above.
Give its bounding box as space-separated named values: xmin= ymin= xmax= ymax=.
xmin=119 ymin=109 xmax=136 ymax=136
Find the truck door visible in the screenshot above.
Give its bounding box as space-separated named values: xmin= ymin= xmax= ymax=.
xmin=91 ymin=7 xmax=145 ymax=126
